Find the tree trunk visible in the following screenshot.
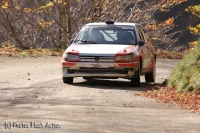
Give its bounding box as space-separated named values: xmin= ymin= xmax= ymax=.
xmin=58 ymin=3 xmax=67 ymax=49
xmin=66 ymin=0 xmax=72 ymax=47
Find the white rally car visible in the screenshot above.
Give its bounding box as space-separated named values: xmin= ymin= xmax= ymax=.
xmin=61 ymin=21 xmax=156 ymax=87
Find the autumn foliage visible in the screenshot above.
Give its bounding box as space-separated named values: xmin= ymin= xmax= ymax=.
xmin=186 ymin=5 xmax=200 ymax=36
xmin=166 ymin=3 xmax=200 ymax=92
xmin=142 ymin=86 xmax=200 ymax=112
xmin=0 ymin=0 xmax=199 ymax=50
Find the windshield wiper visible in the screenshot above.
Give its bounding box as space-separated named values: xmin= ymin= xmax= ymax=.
xmin=75 ymin=40 xmax=99 ymax=44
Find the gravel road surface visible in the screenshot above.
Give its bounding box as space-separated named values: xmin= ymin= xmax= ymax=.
xmin=0 ymin=56 xmax=199 ymax=133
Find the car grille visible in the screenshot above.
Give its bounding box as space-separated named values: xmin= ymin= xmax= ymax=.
xmin=68 ymin=68 xmax=128 ymax=74
xmin=79 ymin=56 xmax=114 ymax=62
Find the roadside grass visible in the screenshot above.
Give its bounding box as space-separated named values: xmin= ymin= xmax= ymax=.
xmin=167 ymin=40 xmax=200 ymax=92
xmin=142 ymin=41 xmax=200 ymax=113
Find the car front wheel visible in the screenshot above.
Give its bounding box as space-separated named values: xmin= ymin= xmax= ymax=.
xmin=63 ymin=77 xmax=73 ymax=84
xmin=131 ymin=68 xmax=140 ymax=87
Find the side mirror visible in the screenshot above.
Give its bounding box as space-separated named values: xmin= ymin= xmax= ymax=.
xmin=70 ymin=39 xmax=74 ymax=45
xmin=138 ymin=40 xmax=144 ymax=47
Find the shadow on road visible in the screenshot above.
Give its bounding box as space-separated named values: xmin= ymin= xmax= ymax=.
xmin=71 ymin=78 xmax=156 ymax=91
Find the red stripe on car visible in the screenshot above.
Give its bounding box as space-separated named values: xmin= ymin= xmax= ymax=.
xmin=68 ymin=44 xmax=79 ymax=55
xmin=115 ymin=45 xmax=135 ymax=56
xmin=117 ymin=63 xmax=139 ymax=67
xmin=114 ymin=60 xmax=129 ymax=63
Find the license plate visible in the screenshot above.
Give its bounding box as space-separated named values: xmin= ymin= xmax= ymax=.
xmin=84 ymin=63 xmax=108 ymax=68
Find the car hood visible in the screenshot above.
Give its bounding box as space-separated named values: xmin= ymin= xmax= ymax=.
xmin=66 ymin=44 xmax=137 ymax=56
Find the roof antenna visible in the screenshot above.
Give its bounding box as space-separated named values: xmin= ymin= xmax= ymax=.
xmin=105 ymin=20 xmax=114 ymax=24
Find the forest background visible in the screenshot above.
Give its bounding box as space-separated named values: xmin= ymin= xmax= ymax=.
xmin=0 ymin=0 xmax=200 ymax=51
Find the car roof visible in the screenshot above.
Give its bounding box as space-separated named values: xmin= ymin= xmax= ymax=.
xmin=85 ymin=22 xmax=141 ymax=27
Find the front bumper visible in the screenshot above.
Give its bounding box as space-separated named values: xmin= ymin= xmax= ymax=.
xmin=62 ymin=61 xmax=139 ymax=78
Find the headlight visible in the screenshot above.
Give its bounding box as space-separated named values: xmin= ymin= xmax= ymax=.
xmin=114 ymin=55 xmax=130 ymax=61
xmin=65 ymin=54 xmax=80 ymax=60
xmin=114 ymin=54 xmax=135 ymax=62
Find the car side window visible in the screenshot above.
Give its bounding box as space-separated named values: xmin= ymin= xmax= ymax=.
xmin=138 ymin=27 xmax=146 ymax=41
xmin=136 ymin=26 xmax=144 ymax=42
xmin=139 ymin=26 xmax=148 ymax=43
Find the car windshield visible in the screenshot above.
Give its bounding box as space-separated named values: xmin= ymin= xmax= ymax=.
xmin=74 ymin=25 xmax=137 ymax=45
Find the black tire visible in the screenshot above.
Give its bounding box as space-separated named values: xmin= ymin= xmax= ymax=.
xmin=131 ymin=68 xmax=140 ymax=87
xmin=145 ymin=58 xmax=156 ymax=83
xmin=63 ymin=77 xmax=73 ymax=84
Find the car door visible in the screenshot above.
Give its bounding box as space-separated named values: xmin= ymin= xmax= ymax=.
xmin=139 ymin=26 xmax=152 ymax=67
xmin=135 ymin=25 xmax=148 ymax=71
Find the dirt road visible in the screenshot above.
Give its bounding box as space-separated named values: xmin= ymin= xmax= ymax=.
xmin=0 ymin=56 xmax=200 ymax=133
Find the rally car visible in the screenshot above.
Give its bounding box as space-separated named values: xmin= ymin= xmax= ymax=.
xmin=61 ymin=21 xmax=156 ymax=87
